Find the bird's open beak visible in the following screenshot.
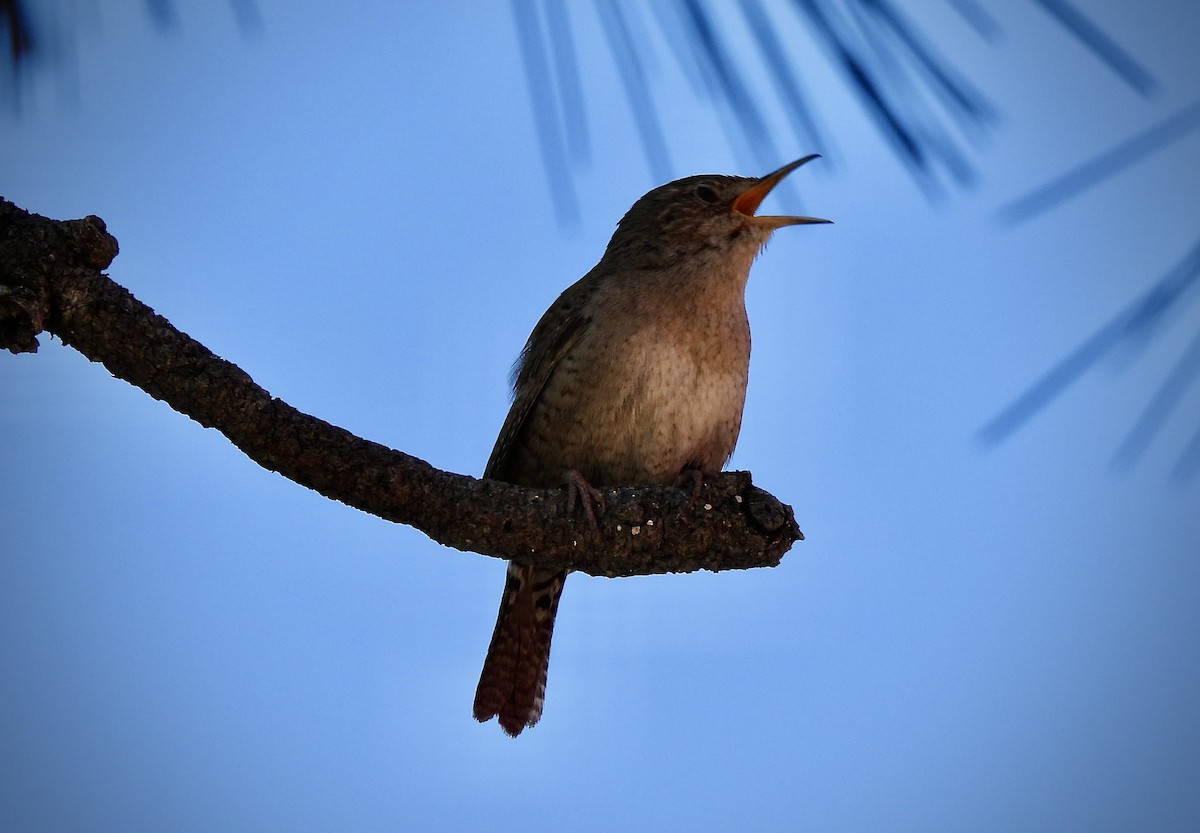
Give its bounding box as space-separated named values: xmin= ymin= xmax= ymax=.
xmin=731 ymin=154 xmax=831 ymax=228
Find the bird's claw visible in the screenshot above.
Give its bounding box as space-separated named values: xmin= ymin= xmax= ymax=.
xmin=564 ymin=469 xmax=605 ymax=530
xmin=674 ymin=468 xmax=706 ymax=501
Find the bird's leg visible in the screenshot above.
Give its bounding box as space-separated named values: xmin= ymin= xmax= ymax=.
xmin=564 ymin=469 xmax=606 ymax=529
xmin=673 ymin=468 xmax=707 ymax=501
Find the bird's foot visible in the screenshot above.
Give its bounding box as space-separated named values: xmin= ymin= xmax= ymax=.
xmin=674 ymin=468 xmax=707 ymax=501
xmin=564 ymin=470 xmax=606 ymax=530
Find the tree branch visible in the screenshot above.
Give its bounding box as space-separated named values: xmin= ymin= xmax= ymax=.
xmin=1 ymin=198 xmax=803 ymax=576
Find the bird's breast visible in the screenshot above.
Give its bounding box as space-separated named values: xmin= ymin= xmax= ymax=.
xmin=622 ymin=334 xmax=749 ymax=479
xmin=542 ymin=310 xmax=750 ymax=486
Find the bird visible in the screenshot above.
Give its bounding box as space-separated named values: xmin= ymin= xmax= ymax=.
xmin=473 ymin=155 xmax=829 ymax=736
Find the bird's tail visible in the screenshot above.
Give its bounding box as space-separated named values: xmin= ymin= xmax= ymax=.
xmin=473 ymin=563 xmax=568 ymax=737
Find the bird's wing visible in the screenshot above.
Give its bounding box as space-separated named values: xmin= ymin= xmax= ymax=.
xmin=484 ymin=275 xmax=596 ymax=482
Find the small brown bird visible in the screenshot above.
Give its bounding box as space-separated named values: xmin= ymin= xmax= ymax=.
xmin=473 ymin=156 xmax=829 ymax=736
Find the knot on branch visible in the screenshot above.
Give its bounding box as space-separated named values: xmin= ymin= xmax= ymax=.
xmin=64 ymin=215 xmax=120 ymax=270
xmin=1 ymin=199 xmax=119 ymax=353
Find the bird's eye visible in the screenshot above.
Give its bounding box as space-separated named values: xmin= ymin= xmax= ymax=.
xmin=694 ymin=184 xmax=720 ymax=204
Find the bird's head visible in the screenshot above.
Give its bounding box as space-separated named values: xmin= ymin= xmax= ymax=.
xmin=606 ymin=155 xmax=830 ymax=267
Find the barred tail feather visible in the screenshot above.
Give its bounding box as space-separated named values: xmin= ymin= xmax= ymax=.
xmin=473 ymin=563 xmax=567 ymax=737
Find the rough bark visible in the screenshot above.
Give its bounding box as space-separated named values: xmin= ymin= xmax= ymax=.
xmin=1 ymin=198 xmax=803 ymax=576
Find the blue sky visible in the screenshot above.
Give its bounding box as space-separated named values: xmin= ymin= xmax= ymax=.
xmin=2 ymin=2 xmax=1199 ymax=831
